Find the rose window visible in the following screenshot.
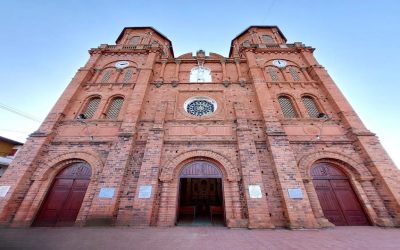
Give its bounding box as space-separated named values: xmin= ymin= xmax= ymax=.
xmin=184 ymin=97 xmax=217 ymax=117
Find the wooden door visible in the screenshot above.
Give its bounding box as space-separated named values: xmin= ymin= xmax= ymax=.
xmin=33 ymin=162 xmax=91 ymax=227
xmin=312 ymin=163 xmax=369 ymax=226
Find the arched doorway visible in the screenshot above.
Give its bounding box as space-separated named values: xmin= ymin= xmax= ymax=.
xmin=177 ymin=160 xmax=224 ymax=226
xmin=311 ymin=162 xmax=369 ymax=226
xmin=33 ymin=162 xmax=91 ymax=227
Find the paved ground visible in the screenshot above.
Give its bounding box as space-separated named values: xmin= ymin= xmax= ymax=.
xmin=0 ymin=226 xmax=399 ymax=250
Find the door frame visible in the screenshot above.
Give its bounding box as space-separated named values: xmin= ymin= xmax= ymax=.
xmin=311 ymin=162 xmax=371 ymax=226
xmin=175 ymin=160 xmax=226 ymax=226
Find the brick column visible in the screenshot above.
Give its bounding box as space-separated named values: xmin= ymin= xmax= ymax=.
xmin=0 ymin=63 xmax=97 ymax=226
xmin=234 ymin=102 xmax=274 ymax=229
xmin=129 ymin=102 xmax=167 ymax=226
xmin=244 ymin=50 xmax=319 ymax=229
xmin=359 ymin=179 xmax=393 ymax=226
xmin=86 ymin=52 xmax=159 ymax=226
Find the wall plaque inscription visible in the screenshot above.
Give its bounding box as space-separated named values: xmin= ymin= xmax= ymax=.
xmin=99 ymin=187 xmax=115 ymax=198
xmin=288 ymin=188 xmax=303 ymax=199
xmin=0 ymin=186 xmax=10 ymax=197
xmin=248 ymin=185 xmax=262 ymax=198
xmin=138 ymin=185 xmax=152 ymax=199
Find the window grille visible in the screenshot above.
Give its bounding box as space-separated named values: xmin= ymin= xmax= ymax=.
xmin=83 ymin=97 xmax=101 ymax=119
xmin=130 ymin=36 xmax=141 ymax=45
xmin=106 ymin=98 xmax=124 ymax=119
xmin=278 ymin=96 xmax=298 ymax=118
xmin=123 ymin=69 xmax=133 ymax=83
xmin=302 ymin=96 xmax=320 ymax=118
xmin=289 ymin=67 xmax=301 ymax=81
xmin=262 ymin=35 xmax=274 ymax=44
xmin=101 ymin=70 xmax=112 ymax=83
xmin=267 ymin=67 xmax=279 ymax=81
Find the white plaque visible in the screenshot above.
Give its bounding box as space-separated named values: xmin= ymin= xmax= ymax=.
xmin=288 ymin=188 xmax=303 ymax=199
xmin=248 ymin=185 xmax=262 ymax=198
xmin=138 ymin=185 xmax=152 ymax=199
xmin=0 ymin=186 xmax=10 ymax=197
xmin=99 ymin=187 xmax=115 ymax=198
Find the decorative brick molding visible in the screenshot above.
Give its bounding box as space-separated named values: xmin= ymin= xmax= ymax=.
xmin=297 ymin=151 xmax=372 ymax=180
xmin=31 ymin=150 xmax=104 ymax=181
xmin=159 ymin=149 xmax=239 ymax=181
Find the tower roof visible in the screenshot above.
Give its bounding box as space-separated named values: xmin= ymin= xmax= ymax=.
xmin=229 ymin=25 xmax=287 ymax=57
xmin=116 ymin=26 xmax=174 ymax=57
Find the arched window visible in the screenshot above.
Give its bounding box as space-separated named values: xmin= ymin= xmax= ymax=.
xmin=278 ymin=96 xmax=298 ymax=118
xmin=288 ymin=67 xmax=301 ymax=81
xmin=190 ymin=66 xmax=212 ymax=83
xmin=122 ymin=68 xmax=133 ymax=83
xmin=266 ymin=67 xmax=279 ymax=81
xmin=82 ymin=97 xmax=101 ymax=119
xmin=302 ymin=96 xmax=320 ymax=118
xmin=105 ymin=97 xmax=124 ymax=119
xmin=262 ymin=35 xmax=274 ymax=44
xmin=101 ymin=69 xmax=113 ymax=83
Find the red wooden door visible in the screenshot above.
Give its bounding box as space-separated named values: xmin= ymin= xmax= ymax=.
xmin=312 ymin=163 xmax=369 ymax=226
xmin=33 ymin=162 xmax=91 ymax=227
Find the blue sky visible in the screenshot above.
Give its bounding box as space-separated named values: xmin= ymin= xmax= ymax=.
xmin=0 ymin=0 xmax=399 ymax=167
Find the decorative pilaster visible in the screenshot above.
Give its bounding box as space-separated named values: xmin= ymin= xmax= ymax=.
xmin=244 ymin=50 xmax=319 ymax=229
xmin=129 ymin=102 xmax=167 ymax=226
xmin=85 ymin=52 xmax=159 ymax=226
xmin=234 ymin=102 xmax=274 ymax=229
xmin=359 ymin=179 xmax=393 ymax=226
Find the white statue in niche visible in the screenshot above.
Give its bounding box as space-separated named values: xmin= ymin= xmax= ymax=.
xmin=190 ymin=66 xmax=212 ymax=83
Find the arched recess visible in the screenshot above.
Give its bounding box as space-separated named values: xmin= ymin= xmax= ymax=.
xmin=311 ymin=162 xmax=370 ymax=226
xmin=297 ymin=151 xmax=377 ymax=227
xmin=160 ymin=150 xmax=239 ymax=182
xmin=157 ymin=150 xmax=242 ymax=227
xmin=298 ymin=151 xmax=371 ymax=181
xmin=33 ymin=162 xmax=92 ymax=227
xmin=177 ymin=160 xmax=225 ymax=225
xmin=13 ymin=151 xmax=104 ymax=227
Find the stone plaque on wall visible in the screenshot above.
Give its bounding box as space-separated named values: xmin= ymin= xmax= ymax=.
xmin=288 ymin=188 xmax=303 ymax=199
xmin=138 ymin=185 xmax=152 ymax=199
xmin=0 ymin=186 xmax=10 ymax=197
xmin=248 ymin=185 xmax=262 ymax=198
xmin=99 ymin=187 xmax=115 ymax=198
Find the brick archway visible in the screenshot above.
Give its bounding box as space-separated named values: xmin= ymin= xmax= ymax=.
xmin=157 ymin=150 xmax=241 ymax=227
xmin=33 ymin=162 xmax=92 ymax=227
xmin=297 ymin=151 xmax=372 ymax=181
xmin=32 ymin=150 xmax=104 ymax=181
xmin=160 ymin=150 xmax=239 ymax=182
xmin=297 ymin=151 xmax=378 ymax=227
xmin=11 ymin=150 xmax=103 ymax=227
xmin=311 ymin=162 xmax=370 ymax=226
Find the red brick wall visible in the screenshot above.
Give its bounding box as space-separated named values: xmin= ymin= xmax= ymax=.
xmin=0 ymin=26 xmax=398 ymax=229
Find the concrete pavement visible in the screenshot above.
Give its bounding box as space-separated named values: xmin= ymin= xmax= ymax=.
xmin=0 ymin=226 xmax=399 ymax=250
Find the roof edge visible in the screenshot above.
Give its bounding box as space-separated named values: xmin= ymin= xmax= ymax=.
xmin=229 ymin=25 xmax=287 ymax=57
xmin=0 ymin=136 xmax=23 ymax=145
xmin=115 ymin=26 xmax=174 ymax=57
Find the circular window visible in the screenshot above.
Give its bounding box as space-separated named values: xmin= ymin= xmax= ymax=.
xmin=184 ymin=97 xmax=217 ymax=116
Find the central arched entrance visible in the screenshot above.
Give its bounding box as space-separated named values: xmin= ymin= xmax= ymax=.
xmin=177 ymin=160 xmax=225 ymax=226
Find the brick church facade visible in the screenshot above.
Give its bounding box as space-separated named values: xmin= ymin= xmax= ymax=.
xmin=0 ymin=26 xmax=399 ymax=229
